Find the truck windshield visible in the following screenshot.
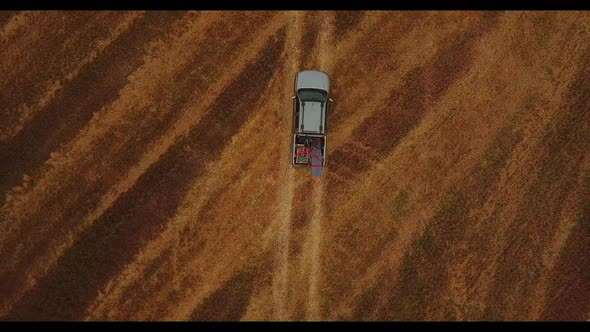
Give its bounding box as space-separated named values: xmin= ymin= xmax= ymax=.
xmin=298 ymin=89 xmax=327 ymax=102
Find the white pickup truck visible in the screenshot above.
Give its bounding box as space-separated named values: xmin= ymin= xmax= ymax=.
xmin=291 ymin=70 xmax=332 ymax=177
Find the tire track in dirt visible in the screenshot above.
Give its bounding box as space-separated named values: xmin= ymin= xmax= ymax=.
xmin=0 ymin=12 xmax=281 ymax=319
xmin=304 ymin=11 xmax=333 ymax=321
xmin=316 ymin=12 xmax=334 ymax=73
xmin=0 ymin=12 xmax=132 ymax=141
xmin=269 ymin=10 xmax=301 ymax=321
xmin=284 ymin=177 xmax=313 ymax=320
xmin=209 ymin=10 xmax=380 ymax=321
xmin=299 ymin=12 xmax=320 ymax=70
xmin=0 ymin=11 xmax=148 ymax=200
xmin=305 ymin=178 xmax=324 ymax=321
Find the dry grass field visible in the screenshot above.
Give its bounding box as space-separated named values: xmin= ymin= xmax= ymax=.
xmin=0 ymin=11 xmax=588 ymax=321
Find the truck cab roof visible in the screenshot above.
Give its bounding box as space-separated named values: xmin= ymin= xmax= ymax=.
xmin=299 ymin=97 xmax=325 ymax=133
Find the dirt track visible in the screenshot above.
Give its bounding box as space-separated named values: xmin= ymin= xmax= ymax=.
xmin=1 ymin=11 xmax=589 ymax=321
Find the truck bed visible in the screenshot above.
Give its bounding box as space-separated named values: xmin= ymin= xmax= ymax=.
xmin=292 ymin=133 xmax=326 ymax=176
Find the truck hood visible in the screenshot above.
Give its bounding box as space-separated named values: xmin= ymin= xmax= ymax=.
xmin=296 ymin=70 xmax=330 ymax=93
